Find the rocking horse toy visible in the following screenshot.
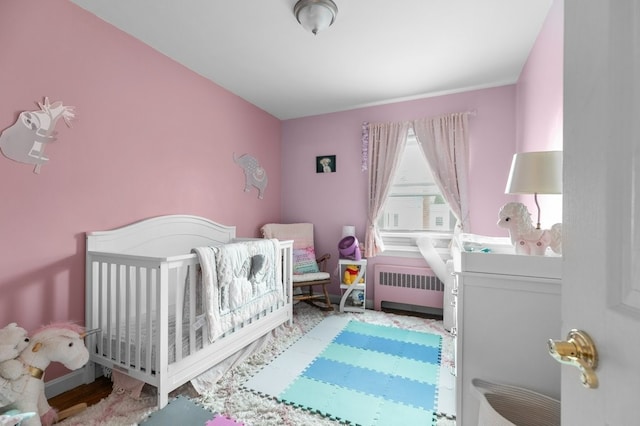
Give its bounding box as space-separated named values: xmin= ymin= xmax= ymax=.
xmin=0 ymin=323 xmax=91 ymax=426
xmin=498 ymin=202 xmax=562 ymax=255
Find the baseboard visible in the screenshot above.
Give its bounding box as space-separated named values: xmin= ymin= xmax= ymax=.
xmin=327 ymin=294 xmax=443 ymax=316
xmin=380 ymin=301 xmax=444 ymax=317
xmin=44 ymin=364 xmax=103 ymax=399
xmin=44 ymin=370 xmax=86 ymax=399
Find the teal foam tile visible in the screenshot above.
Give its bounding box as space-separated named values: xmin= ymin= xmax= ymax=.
xmin=140 ymin=396 xmax=214 ymax=426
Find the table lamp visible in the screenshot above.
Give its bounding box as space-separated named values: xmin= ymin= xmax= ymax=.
xmin=505 ymin=151 xmax=562 ymax=229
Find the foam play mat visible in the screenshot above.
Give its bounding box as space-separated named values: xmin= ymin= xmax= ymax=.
xmin=243 ymin=316 xmax=443 ymax=426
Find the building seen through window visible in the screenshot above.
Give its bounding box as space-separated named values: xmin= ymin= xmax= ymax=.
xmin=379 ymin=131 xmax=455 ymax=233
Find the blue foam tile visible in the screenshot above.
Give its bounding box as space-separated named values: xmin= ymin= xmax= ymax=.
xmin=302 ymin=358 xmax=436 ymax=411
xmin=320 ymin=343 xmax=440 ymax=384
xmin=334 ymin=330 xmax=441 ymax=363
xmin=382 ymin=375 xmax=437 ymax=411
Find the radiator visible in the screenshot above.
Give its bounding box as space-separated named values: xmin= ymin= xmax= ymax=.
xmin=373 ymin=264 xmax=444 ymax=311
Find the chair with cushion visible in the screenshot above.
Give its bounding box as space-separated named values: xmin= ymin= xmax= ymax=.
xmin=261 ymin=223 xmax=334 ymax=311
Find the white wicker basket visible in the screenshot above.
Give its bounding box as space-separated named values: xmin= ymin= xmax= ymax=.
xmin=472 ymin=378 xmax=561 ymax=426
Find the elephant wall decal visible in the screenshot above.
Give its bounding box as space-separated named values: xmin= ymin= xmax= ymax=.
xmin=233 ymin=152 xmax=268 ymax=199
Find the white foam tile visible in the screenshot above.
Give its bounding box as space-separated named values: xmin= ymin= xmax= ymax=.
xmin=437 ymin=366 xmax=456 ymax=417
xmin=243 ymin=363 xmax=293 ymax=396
xmin=244 ymin=316 xmax=350 ymax=397
xmin=305 ymin=316 xmax=351 ymax=339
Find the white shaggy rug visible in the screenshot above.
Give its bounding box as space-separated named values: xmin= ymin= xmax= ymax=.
xmin=57 ymin=303 xmax=455 ymax=426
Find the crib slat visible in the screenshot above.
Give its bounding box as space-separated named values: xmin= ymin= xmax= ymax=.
xmin=96 ymin=262 xmax=104 ymax=357
xmin=124 ymin=266 xmax=132 ymax=367
xmin=157 ymin=263 xmax=169 ymax=408
xmin=135 ymin=266 xmax=143 ymax=372
xmin=106 ymin=263 xmax=113 ymax=360
xmin=174 ymin=266 xmax=183 ymax=363
xmin=188 ymin=264 xmax=197 ymax=355
xmin=115 ymin=264 xmax=122 ymax=365
xmin=145 ymin=269 xmax=153 ymax=375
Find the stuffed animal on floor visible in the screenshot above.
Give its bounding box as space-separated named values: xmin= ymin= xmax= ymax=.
xmin=0 ymin=323 xmax=30 ymax=381
xmin=0 ymin=323 xmax=90 ymax=426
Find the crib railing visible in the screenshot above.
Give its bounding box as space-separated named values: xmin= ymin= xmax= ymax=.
xmin=85 ymin=240 xmax=293 ymax=392
xmin=85 ymin=252 xmax=200 ymax=385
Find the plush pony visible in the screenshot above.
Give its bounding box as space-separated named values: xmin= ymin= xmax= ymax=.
xmin=0 ymin=323 xmax=90 ymax=426
xmin=343 ymin=265 xmax=364 ymax=285
xmin=0 ymin=323 xmax=30 ymax=381
xmin=498 ymin=202 xmax=562 ymax=255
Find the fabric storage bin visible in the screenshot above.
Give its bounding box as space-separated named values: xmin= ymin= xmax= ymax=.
xmin=471 ymin=378 xmax=560 ymax=426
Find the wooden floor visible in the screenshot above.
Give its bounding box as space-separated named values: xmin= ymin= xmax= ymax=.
xmin=48 ymin=375 xmax=113 ymax=412
xmin=48 ymin=307 xmax=441 ymax=412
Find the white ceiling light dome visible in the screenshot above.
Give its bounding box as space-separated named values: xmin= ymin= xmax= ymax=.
xmin=294 ymin=0 xmax=338 ymax=35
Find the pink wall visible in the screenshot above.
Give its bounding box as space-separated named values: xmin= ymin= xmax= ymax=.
xmin=0 ymin=0 xmax=281 ymax=379
xmin=281 ymin=0 xmax=563 ymax=297
xmin=515 ymin=0 xmax=564 ymax=226
xmin=281 ymin=86 xmax=518 ymax=295
xmin=0 ymin=0 xmax=563 ymax=382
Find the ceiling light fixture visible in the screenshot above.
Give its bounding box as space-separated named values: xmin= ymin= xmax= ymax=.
xmin=294 ymin=0 xmax=338 ymax=35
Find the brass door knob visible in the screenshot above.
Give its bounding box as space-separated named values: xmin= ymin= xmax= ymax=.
xmin=548 ymin=329 xmax=598 ymax=389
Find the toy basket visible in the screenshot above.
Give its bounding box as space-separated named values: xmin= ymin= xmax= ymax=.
xmin=471 ymin=378 xmax=560 ymax=426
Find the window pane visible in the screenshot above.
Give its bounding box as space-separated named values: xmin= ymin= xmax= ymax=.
xmin=379 ymin=132 xmax=455 ymax=232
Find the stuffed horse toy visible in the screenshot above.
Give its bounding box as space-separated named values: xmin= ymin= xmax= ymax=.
xmin=498 ymin=202 xmax=562 ymax=255
xmin=0 ymin=323 xmax=90 ymax=426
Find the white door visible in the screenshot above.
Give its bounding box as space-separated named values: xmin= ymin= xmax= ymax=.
xmin=562 ymin=1 xmax=640 ymax=423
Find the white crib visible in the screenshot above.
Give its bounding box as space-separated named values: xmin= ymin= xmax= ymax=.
xmin=83 ymin=215 xmax=293 ymax=408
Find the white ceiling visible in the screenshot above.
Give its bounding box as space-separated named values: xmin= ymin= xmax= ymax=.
xmin=70 ymin=0 xmax=553 ymax=120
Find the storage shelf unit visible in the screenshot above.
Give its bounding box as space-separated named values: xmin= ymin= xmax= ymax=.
xmin=339 ymin=259 xmax=367 ymax=313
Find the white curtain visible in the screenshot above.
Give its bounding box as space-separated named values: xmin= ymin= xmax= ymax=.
xmin=364 ymin=121 xmax=410 ymax=258
xmin=412 ymin=112 xmax=470 ymax=232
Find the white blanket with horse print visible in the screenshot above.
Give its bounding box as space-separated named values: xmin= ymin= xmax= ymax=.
xmin=193 ymin=239 xmax=282 ymax=343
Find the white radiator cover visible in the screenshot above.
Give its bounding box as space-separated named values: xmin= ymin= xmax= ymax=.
xmin=373 ymin=264 xmax=444 ymax=312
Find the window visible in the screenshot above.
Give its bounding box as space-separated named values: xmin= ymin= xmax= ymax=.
xmin=378 ymin=130 xmax=455 ymax=249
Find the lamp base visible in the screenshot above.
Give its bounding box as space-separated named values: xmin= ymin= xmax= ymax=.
xmin=534 ymin=192 xmax=541 ymax=230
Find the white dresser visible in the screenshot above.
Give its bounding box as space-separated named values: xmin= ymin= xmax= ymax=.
xmin=452 ymin=239 xmax=562 ymax=425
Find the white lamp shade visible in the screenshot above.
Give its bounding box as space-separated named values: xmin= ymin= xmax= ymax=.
xmin=505 ymin=151 xmax=563 ymax=194
xmin=294 ymin=0 xmax=337 ymax=35
xmin=342 ymin=225 xmax=355 ymax=237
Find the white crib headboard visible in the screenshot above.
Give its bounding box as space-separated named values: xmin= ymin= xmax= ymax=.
xmin=86 ymin=214 xmax=236 ymax=257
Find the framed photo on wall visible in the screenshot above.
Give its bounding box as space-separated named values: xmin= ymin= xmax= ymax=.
xmin=316 ymin=155 xmax=336 ymax=173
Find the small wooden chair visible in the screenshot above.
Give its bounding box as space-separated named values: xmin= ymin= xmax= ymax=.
xmin=261 ymin=223 xmax=334 ymax=311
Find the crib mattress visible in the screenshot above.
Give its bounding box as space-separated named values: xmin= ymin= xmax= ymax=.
xmin=97 ymin=299 xmax=285 ymax=372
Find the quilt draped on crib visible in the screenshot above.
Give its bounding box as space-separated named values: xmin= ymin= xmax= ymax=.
xmin=192 ymin=239 xmax=282 ymax=343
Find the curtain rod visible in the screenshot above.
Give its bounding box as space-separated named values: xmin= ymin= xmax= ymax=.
xmin=362 ymin=109 xmax=477 ymax=126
